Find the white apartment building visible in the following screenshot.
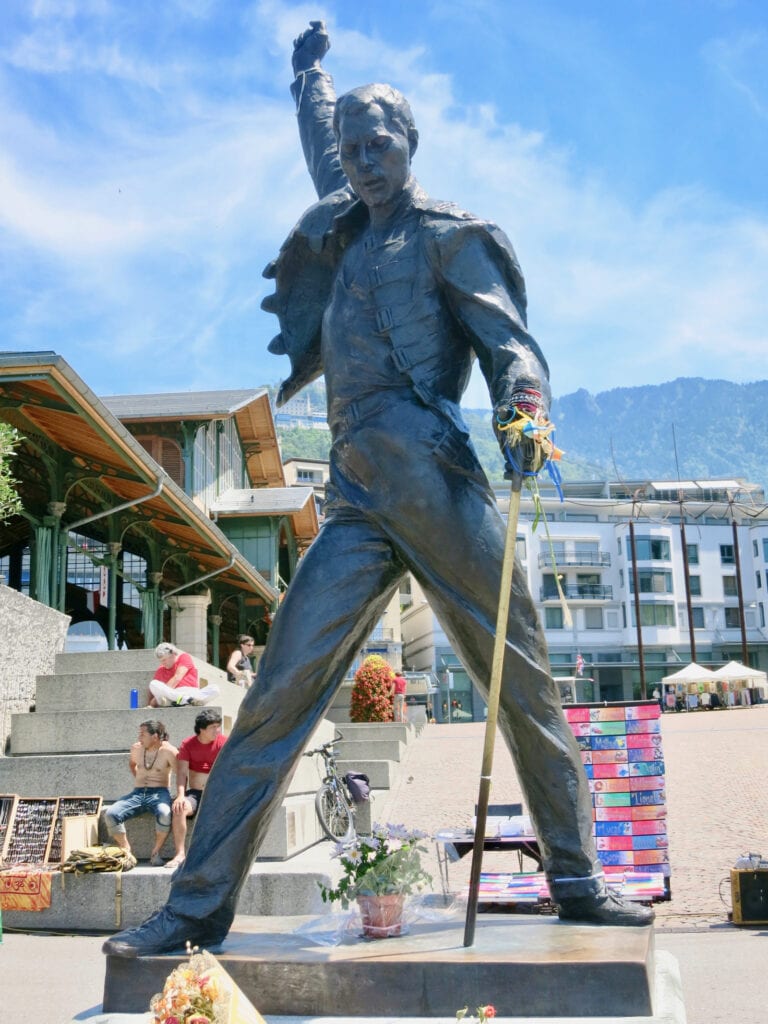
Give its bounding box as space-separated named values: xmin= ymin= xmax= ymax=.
xmin=402 ymin=478 xmax=768 ymax=721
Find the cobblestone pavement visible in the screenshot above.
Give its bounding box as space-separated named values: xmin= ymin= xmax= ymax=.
xmin=374 ymin=705 xmax=768 ymax=928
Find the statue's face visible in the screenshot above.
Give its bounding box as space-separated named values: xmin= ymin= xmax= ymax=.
xmin=338 ymin=103 xmax=411 ymax=211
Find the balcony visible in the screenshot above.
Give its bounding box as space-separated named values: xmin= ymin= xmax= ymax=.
xmin=538 ymin=551 xmax=611 ymax=569
xmin=540 ymin=584 xmax=613 ymax=602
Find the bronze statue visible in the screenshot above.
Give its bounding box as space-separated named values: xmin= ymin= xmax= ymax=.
xmin=104 ymin=23 xmax=651 ymax=958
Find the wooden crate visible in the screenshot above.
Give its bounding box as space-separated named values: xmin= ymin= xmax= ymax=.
xmin=0 ymin=795 xmax=20 ymax=862
xmin=3 ymin=797 xmax=59 ymax=866
xmin=48 ymin=797 xmax=103 ymax=865
xmin=60 ymin=815 xmax=101 ymax=861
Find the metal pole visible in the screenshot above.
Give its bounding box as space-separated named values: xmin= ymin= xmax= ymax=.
xmin=678 ymin=495 xmax=696 ymax=663
xmin=464 ymin=479 xmax=522 ymax=947
xmin=628 ymin=519 xmax=647 ymax=699
xmin=732 ymin=519 xmax=749 ymax=667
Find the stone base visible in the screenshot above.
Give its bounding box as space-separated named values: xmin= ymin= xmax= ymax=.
xmin=103 ymin=914 xmax=656 ymax=1018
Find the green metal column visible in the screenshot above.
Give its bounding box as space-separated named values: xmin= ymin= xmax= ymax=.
xmin=210 ymin=614 xmax=222 ymax=670
xmin=107 ymin=542 xmax=121 ymax=650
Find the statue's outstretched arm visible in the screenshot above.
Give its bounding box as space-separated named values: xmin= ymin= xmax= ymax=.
xmin=290 ymin=21 xmax=347 ymax=199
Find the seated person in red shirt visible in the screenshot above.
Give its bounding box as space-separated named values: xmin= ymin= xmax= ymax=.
xmin=165 ymin=709 xmax=227 ymax=870
xmin=147 ymin=643 xmax=220 ymax=708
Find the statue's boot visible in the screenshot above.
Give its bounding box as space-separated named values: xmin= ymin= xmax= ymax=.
xmin=557 ymin=890 xmax=655 ymax=926
xmin=102 ymin=906 xmax=231 ymax=957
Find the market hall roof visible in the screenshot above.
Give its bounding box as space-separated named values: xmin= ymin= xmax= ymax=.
xmin=211 ymin=487 xmax=318 ymax=548
xmin=0 ymin=351 xmax=277 ymax=603
xmin=103 ymin=388 xmax=285 ymax=488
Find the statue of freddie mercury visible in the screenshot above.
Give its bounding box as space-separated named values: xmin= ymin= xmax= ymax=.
xmin=103 ymin=22 xmax=652 ymax=958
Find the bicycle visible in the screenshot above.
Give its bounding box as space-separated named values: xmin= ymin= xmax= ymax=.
xmin=303 ymin=732 xmax=357 ymax=843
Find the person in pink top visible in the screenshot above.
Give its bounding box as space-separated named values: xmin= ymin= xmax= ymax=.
xmin=392 ymin=673 xmax=408 ymax=723
xmin=147 ymin=643 xmax=220 ymax=708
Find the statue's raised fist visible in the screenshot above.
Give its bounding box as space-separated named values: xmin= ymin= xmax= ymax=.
xmin=292 ymin=20 xmax=330 ymax=75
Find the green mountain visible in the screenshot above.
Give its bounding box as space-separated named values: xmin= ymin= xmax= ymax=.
xmin=271 ymin=378 xmax=768 ymax=491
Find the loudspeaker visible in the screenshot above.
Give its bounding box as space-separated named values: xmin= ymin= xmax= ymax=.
xmin=730 ymin=869 xmax=768 ymax=925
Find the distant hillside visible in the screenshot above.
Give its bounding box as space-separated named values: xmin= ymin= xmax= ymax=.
xmin=271 ymin=378 xmax=768 ymax=491
xmin=549 ymin=378 xmax=768 ymax=490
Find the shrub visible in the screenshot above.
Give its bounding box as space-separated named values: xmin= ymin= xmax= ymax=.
xmin=350 ymin=655 xmax=394 ymax=723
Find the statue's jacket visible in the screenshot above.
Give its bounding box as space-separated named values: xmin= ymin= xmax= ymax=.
xmin=262 ymin=74 xmax=551 ymax=439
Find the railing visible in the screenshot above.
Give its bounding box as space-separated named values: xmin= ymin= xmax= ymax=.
xmin=540 ymin=584 xmax=613 ymax=601
xmin=538 ymin=552 xmax=611 ymax=568
xmin=367 ymin=626 xmax=395 ymax=641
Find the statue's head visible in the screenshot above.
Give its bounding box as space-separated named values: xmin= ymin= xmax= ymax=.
xmin=333 ymin=84 xmax=419 ymax=211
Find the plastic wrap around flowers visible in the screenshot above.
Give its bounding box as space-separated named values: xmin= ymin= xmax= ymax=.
xmin=320 ymin=822 xmax=432 ymax=909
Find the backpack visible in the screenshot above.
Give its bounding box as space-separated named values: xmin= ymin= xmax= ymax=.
xmin=343 ymin=772 xmax=371 ymax=804
xmin=61 ymin=845 xmax=137 ymax=874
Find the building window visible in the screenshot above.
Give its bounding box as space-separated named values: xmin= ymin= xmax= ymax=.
xmin=584 ymin=607 xmax=603 ymax=630
xmin=724 ymin=607 xmax=741 ymax=628
xmin=542 ymin=574 xmax=560 ymax=599
xmin=619 ymin=569 xmax=624 ymax=587
xmin=757 ymin=572 xmax=763 ymax=591
xmin=545 ymin=607 xmax=564 ymax=629
xmin=516 ymin=536 xmax=527 ymax=561
xmin=630 ymin=603 xmax=676 ymax=627
xmin=723 ymin=576 xmax=738 ymax=597
xmin=689 ymin=575 xmax=701 ymax=596
xmin=691 ymin=607 xmax=705 ymax=629
xmin=629 ymin=570 xmax=672 ymax=594
xmin=720 ymin=544 xmax=735 ymax=565
xmin=754 ymin=540 xmax=759 ymax=557
xmin=574 ymin=541 xmax=600 ymax=563
xmin=137 ymin=435 xmax=184 ymax=490
xmin=764 ymin=539 xmax=768 ymax=562
xmin=686 ymin=543 xmax=699 ymax=565
xmin=760 ymin=604 xmax=766 ymax=628
xmin=617 ymin=538 xmax=621 ymax=556
xmin=632 ymin=536 xmax=671 ymax=561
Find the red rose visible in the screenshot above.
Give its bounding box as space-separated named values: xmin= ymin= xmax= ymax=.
xmin=484 ymin=1007 xmax=496 ymax=1018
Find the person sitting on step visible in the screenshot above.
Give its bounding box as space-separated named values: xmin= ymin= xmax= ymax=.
xmin=165 ymin=709 xmax=227 ymax=871
xmin=103 ymin=720 xmax=178 ymax=866
xmin=147 ymin=642 xmax=220 ymax=708
xmin=226 ymin=634 xmax=256 ymax=688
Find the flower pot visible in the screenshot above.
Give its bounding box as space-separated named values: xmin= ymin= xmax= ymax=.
xmin=356 ymin=894 xmax=405 ymax=938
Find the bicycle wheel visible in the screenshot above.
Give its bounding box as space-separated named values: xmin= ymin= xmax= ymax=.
xmin=315 ymin=782 xmax=354 ymax=842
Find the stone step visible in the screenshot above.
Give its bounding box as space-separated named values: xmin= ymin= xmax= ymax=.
xmin=94 ymin=791 xmax=372 ymax=862
xmin=337 ymin=759 xmax=394 ymax=789
xmin=2 ymin=847 xmax=342 ymax=934
xmin=335 ymin=722 xmax=411 ymax=744
xmin=35 ymin=671 xmax=212 ymax=712
xmin=0 ymin=727 xmax=354 ymax=798
xmin=334 ymin=738 xmax=405 ymax=763
xmin=9 ymin=706 xmax=234 ymax=755
xmin=54 ymin=650 xmax=176 ymax=673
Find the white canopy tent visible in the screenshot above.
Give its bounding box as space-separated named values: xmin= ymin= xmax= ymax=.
xmin=660 ymin=662 xmax=717 ymax=686
xmin=711 ymin=661 xmax=767 ymax=685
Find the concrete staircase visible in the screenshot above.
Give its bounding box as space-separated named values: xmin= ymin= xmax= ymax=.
xmin=0 ymin=651 xmax=419 ymax=932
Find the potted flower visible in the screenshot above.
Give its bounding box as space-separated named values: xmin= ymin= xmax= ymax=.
xmin=320 ymin=822 xmax=432 ymax=938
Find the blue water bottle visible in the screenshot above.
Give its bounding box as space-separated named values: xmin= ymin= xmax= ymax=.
xmin=130 ymin=689 xmax=139 ymax=709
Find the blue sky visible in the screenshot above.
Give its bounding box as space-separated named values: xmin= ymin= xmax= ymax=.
xmin=1 ymin=0 xmax=766 ymax=406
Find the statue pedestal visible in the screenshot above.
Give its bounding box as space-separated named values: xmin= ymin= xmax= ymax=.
xmin=103 ymin=913 xmax=673 ymax=1019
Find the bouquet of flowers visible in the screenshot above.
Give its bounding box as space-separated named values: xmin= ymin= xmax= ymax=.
xmin=320 ymin=822 xmax=432 ymax=908
xmin=149 ymin=943 xmax=264 ymax=1024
